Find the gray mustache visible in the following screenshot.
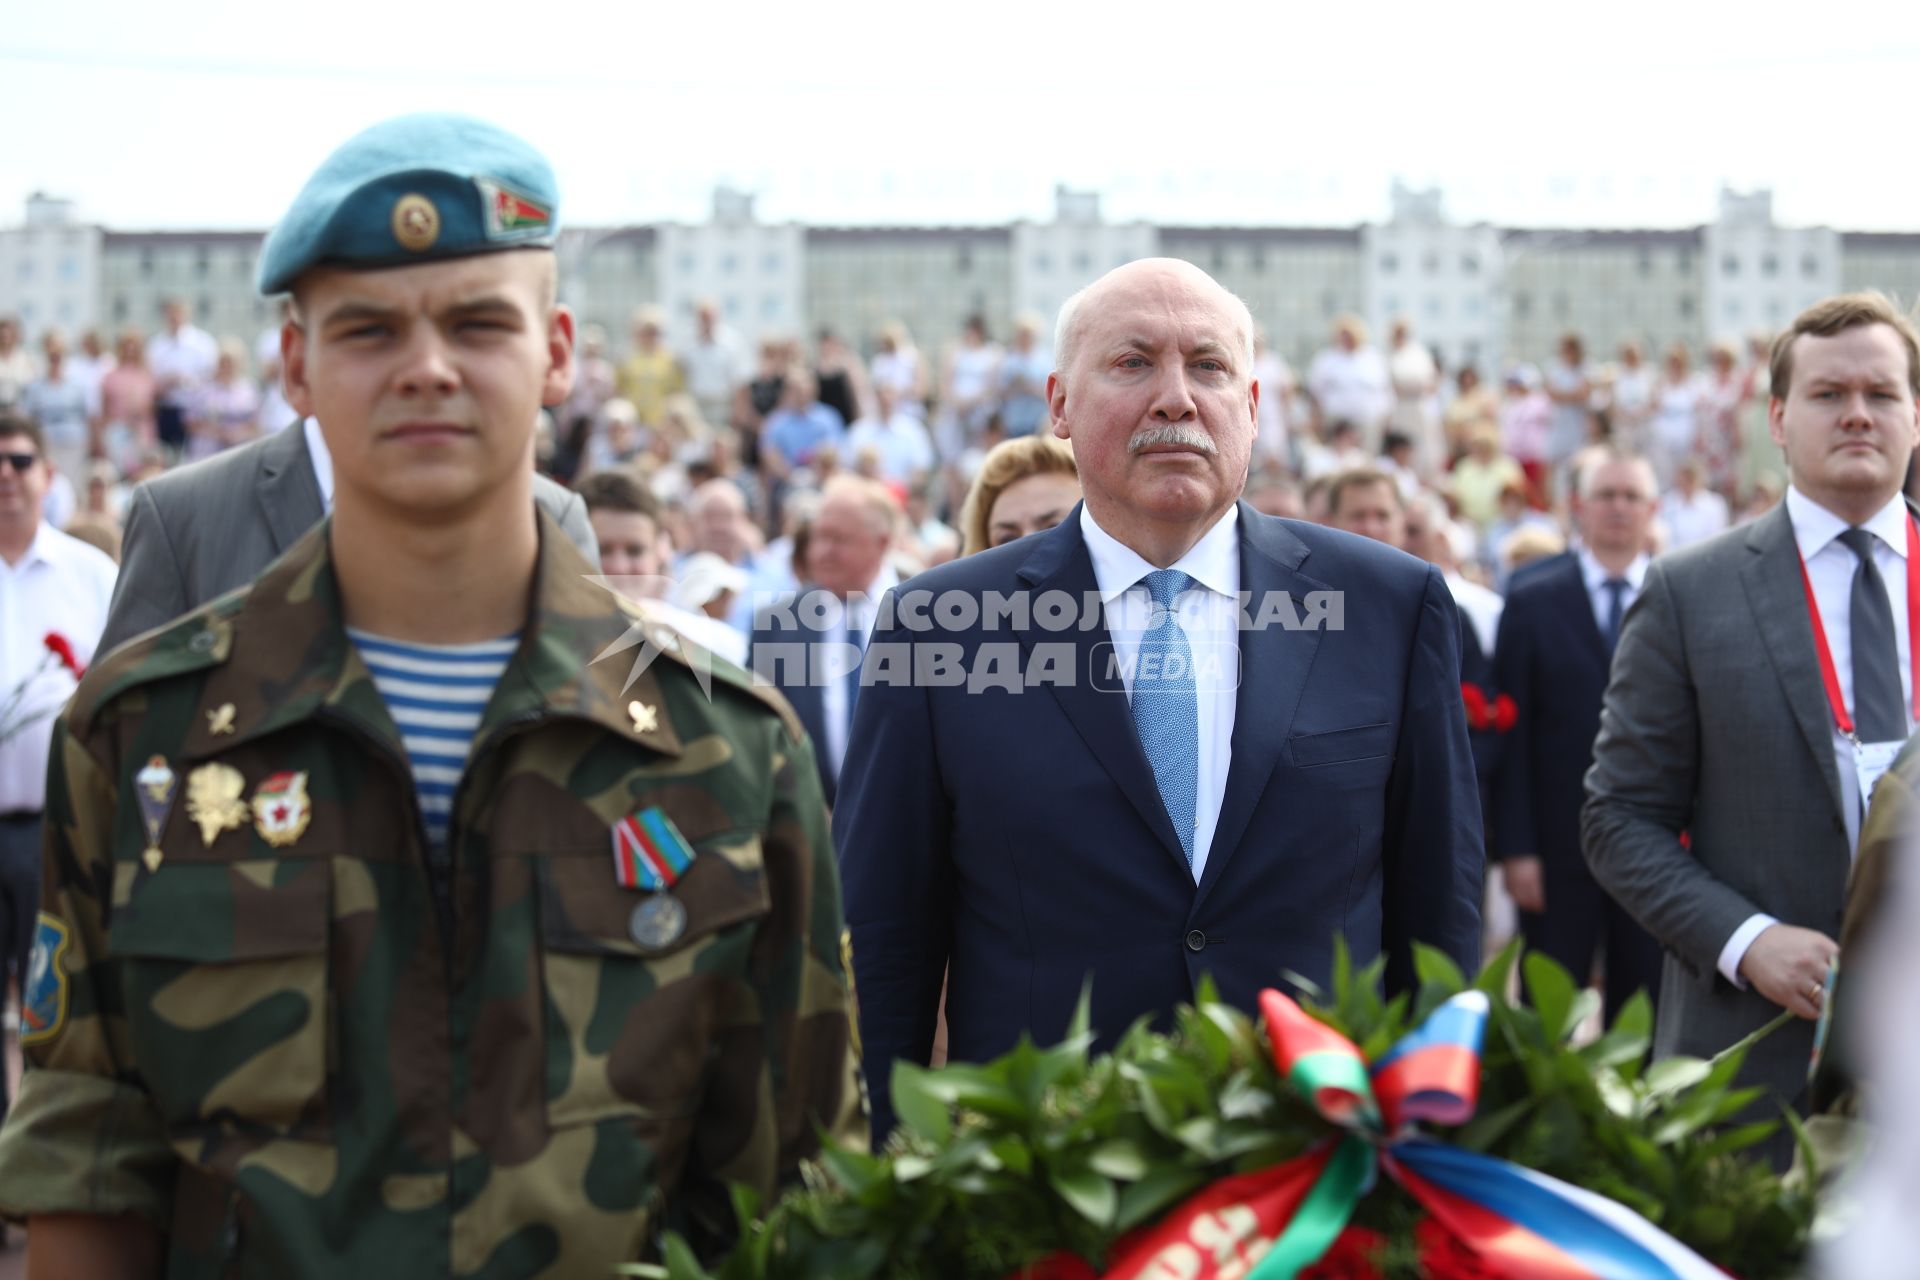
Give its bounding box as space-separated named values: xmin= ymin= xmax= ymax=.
xmin=1128 ymin=424 xmax=1218 ymax=455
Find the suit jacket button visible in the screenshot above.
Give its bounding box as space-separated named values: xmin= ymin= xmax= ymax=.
xmin=1185 ymin=929 xmax=1207 ymax=952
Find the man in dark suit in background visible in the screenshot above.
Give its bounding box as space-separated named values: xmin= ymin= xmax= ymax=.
xmin=749 ymin=475 xmax=901 ymax=806
xmin=1493 ymin=449 xmax=1662 ymax=1021
xmin=1586 ymin=293 xmax=1920 ymax=1166
xmin=835 ymin=258 xmax=1483 ymax=1141
xmin=100 ymin=416 xmax=596 ymax=653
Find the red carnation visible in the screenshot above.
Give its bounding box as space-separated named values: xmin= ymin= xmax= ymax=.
xmin=1460 ymin=682 xmax=1490 ymax=730
xmin=1301 ymin=1224 xmax=1387 ymax=1278
xmin=1491 ymin=693 xmax=1517 ymax=734
xmin=42 ymin=632 xmax=83 ymax=679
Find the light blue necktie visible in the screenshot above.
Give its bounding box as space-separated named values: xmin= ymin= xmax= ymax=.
xmin=1131 ymin=569 xmax=1200 ymax=867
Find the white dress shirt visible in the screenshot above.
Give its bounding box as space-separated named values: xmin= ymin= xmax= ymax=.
xmin=305 ymin=417 xmax=335 ymax=508
xmin=1718 ymin=485 xmax=1914 ymax=987
xmin=1578 ymin=547 xmax=1649 ymax=640
xmin=1080 ymin=504 xmax=1240 ymax=883
xmin=823 ymin=564 xmax=900 ymax=781
xmin=0 ymin=524 xmax=118 ymax=811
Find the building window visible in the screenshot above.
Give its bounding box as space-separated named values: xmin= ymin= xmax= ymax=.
xmin=1514 ymin=293 xmax=1532 ymax=318
xmin=956 ymin=246 xmax=973 ymax=273
xmin=1803 ymin=253 xmax=1821 ymax=278
xmin=195 ymin=249 xmax=210 ymax=278
xmin=1074 ymin=250 xmax=1092 ymax=273
xmin=719 ymin=253 xmax=737 ymax=276
xmin=1761 ymin=253 xmax=1779 ymax=278
xmin=1382 ymin=294 xmax=1400 ymax=316
xmin=57 ymin=257 xmax=78 ymax=282
xmin=1210 ymin=247 xmax=1226 ymax=272
xmin=1461 ymin=253 xmax=1479 ymax=275
xmin=1422 ymin=252 xmax=1440 ymax=275
xmin=1676 ymin=251 xmax=1693 ymax=275
xmin=1033 ymin=252 xmax=1052 ymax=273
xmin=1464 ymin=295 xmax=1482 ymax=317
xmin=14 ymin=261 xmax=30 ymax=282
xmin=197 ymin=296 xmax=212 ymax=320
xmin=1726 ymin=300 xmax=1742 ymax=321
xmin=678 ymin=252 xmax=697 ymax=273
xmin=762 ymin=295 xmax=782 ymax=319
xmin=1379 ymin=253 xmax=1398 ymax=275
xmin=1251 ymin=248 xmax=1266 ymax=272
xmin=113 ymin=296 xmax=128 ymax=321
xmin=1636 ymin=249 xmax=1653 ymax=276
xmin=1678 ymin=294 xmax=1695 ymax=319
xmin=1721 ymin=254 xmax=1739 ymax=277
xmin=1425 ymin=296 xmax=1443 ymax=319
xmin=761 ymin=251 xmax=781 ymax=274
xmin=140 ymin=249 xmax=154 ymax=277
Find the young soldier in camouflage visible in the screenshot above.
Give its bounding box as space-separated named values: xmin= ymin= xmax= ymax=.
xmin=0 ymin=113 xmax=865 ymax=1277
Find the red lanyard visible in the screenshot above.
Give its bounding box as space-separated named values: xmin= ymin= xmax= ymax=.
xmin=1794 ymin=514 xmax=1920 ymax=737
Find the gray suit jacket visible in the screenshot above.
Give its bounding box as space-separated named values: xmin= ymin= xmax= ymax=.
xmin=1583 ymin=501 xmax=1855 ymax=1133
xmin=100 ymin=425 xmax=597 ymax=654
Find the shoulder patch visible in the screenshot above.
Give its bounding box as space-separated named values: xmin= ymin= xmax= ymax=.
xmin=74 ymin=591 xmax=246 ymax=733
xmin=21 ymin=912 xmax=73 ymax=1046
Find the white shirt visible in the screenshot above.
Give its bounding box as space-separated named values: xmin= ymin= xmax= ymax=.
xmin=1578 ymin=547 xmax=1649 ymax=640
xmin=843 ymin=412 xmax=935 ymax=484
xmin=1718 ymin=486 xmax=1914 ymax=987
xmin=1445 ymin=572 xmax=1503 ymax=657
xmin=1080 ymin=504 xmax=1240 ymax=883
xmin=823 ymin=564 xmax=900 ymax=781
xmin=0 ymin=524 xmax=118 ymax=811
xmin=146 ymin=324 xmax=218 ymax=404
xmin=305 ymin=418 xmax=335 ymax=507
xmin=1659 ymin=488 xmax=1731 ymax=552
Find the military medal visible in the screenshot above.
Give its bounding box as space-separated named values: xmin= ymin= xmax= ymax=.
xmin=134 ymin=755 xmax=176 ymax=872
xmin=251 ymin=771 xmax=312 ymax=847
xmin=207 ymin=703 xmax=237 ymax=736
xmin=611 ymin=806 xmax=696 ymax=892
xmin=628 ymin=895 xmax=687 ymax=950
xmin=628 ymin=700 xmax=658 ymax=734
xmin=185 ymin=764 xmax=249 ymax=847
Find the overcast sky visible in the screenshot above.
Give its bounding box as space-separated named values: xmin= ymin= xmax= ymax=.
xmin=4 ymin=0 xmax=1916 ymax=234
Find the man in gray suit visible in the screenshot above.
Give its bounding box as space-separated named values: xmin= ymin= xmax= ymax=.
xmin=1585 ymin=291 xmax=1920 ymax=1165
xmin=100 ymin=416 xmax=595 ymax=653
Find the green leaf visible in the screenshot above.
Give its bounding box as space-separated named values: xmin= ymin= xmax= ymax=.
xmin=1413 ymin=942 xmax=1467 ymax=992
xmin=1695 ymin=1120 xmax=1780 ymax=1160
xmin=1052 ymin=1168 xmax=1117 ymax=1227
xmin=1522 ymin=952 xmax=1578 ymax=1043
xmin=1563 ymin=988 xmax=1602 ymax=1042
xmin=1087 ymin=1138 xmax=1149 ymax=1181
xmin=1643 ymin=1056 xmax=1713 ymax=1103
xmin=660 ymin=1234 xmax=710 ymax=1280
xmin=890 ymin=1062 xmax=953 ymax=1144
xmin=1474 ymin=936 xmax=1524 ymax=1001
xmin=1115 ymin=1164 xmax=1210 ymax=1231
xmin=1453 ymin=1096 xmax=1534 ymax=1152
xmin=820 ymin=1143 xmax=885 ymax=1197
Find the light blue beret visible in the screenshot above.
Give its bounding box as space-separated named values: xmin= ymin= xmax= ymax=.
xmin=257 ymin=112 xmax=559 ymax=296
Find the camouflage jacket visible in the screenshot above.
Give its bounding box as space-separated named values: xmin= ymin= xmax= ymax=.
xmin=0 ymin=513 xmax=866 ymax=1278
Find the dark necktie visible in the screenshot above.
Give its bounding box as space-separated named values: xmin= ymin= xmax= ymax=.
xmin=844 ymin=609 xmax=866 ymax=728
xmin=1601 ymin=577 xmax=1629 ymax=653
xmin=1838 ymin=527 xmax=1906 ymax=742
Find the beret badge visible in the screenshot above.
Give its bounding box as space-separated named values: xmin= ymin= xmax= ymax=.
xmin=391 ymin=194 xmax=441 ymax=252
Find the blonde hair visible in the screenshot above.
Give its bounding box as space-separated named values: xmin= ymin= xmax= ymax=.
xmin=959 ymin=435 xmax=1079 ymax=556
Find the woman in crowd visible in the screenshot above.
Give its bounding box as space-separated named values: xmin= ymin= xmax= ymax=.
xmin=958 ymin=434 xmax=1080 ymax=556
xmin=1650 ymin=341 xmax=1703 ymax=485
xmin=188 ymin=339 xmax=262 ymax=458
xmin=870 ymin=321 xmax=928 ymax=420
xmin=936 ymin=315 xmax=1002 ymax=458
xmin=96 ymin=327 xmax=156 ymax=473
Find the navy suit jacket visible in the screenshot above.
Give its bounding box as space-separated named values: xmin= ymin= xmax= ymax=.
xmin=1490 ymin=553 xmax=1609 ymax=869
xmin=748 ymin=588 xmax=844 ymax=806
xmin=833 ymin=502 xmax=1484 ymax=1139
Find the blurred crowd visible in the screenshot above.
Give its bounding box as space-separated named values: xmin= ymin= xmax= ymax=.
xmin=0 ymin=292 xmax=1792 ymax=652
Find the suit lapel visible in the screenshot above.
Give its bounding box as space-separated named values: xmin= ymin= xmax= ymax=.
xmin=257 ymin=423 xmax=327 ymax=554
xmin=1740 ymin=504 xmax=1845 ymax=821
xmin=1549 ymin=554 xmax=1610 ymax=668
xmin=1015 ymin=511 xmax=1188 ymax=875
xmin=1194 ymin=506 xmax=1327 ymax=909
